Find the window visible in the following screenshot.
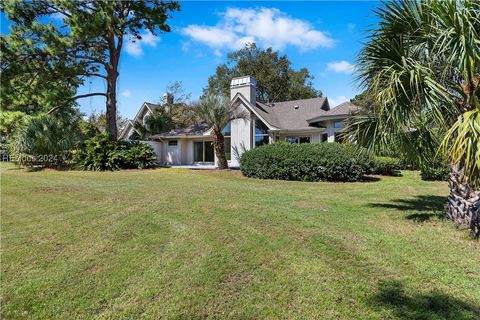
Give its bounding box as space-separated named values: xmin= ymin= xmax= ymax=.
xmin=194 ymin=141 xmax=214 ymax=162
xmin=168 ymin=140 xmax=178 ymax=146
xmin=255 ymin=120 xmax=269 ymax=147
xmin=299 ymin=137 xmax=311 ymax=144
xmin=321 ymin=133 xmax=328 ymax=142
xmin=287 ymin=136 xmax=311 ymax=144
xmin=222 ymin=122 xmax=231 ymax=161
xmin=334 ymin=121 xmax=344 ymax=128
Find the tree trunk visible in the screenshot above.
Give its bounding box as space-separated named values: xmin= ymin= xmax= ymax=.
xmin=445 ymin=163 xmax=480 ymax=238
xmin=213 ymin=130 xmax=228 ymax=169
xmin=106 ymin=67 xmax=118 ymax=139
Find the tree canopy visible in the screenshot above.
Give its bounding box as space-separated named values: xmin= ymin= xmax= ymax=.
xmin=1 ymin=0 xmax=180 ymax=138
xmin=204 ymin=43 xmax=322 ymax=103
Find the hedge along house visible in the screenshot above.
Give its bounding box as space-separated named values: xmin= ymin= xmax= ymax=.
xmin=122 ymin=76 xmax=357 ymax=167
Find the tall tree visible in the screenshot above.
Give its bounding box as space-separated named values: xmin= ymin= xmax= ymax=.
xmin=205 ymin=43 xmax=322 ymax=103
xmin=193 ymin=95 xmax=245 ymax=169
xmin=1 ymin=0 xmax=180 ymax=139
xmin=349 ymin=0 xmax=480 ymax=237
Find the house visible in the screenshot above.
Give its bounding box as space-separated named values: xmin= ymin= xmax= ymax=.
xmin=118 ymin=93 xmax=173 ymax=140
xmin=122 ymin=76 xmax=357 ymax=167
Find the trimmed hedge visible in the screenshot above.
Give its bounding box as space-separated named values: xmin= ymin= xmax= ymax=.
xmin=421 ymin=161 xmax=450 ymax=181
xmin=240 ymin=142 xmax=371 ymax=182
xmin=371 ymin=156 xmax=401 ymax=176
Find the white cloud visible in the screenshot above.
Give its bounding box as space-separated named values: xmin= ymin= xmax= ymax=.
xmin=125 ymin=31 xmax=160 ymax=57
xmin=181 ymin=7 xmax=334 ymax=55
xmin=120 ymin=89 xmax=132 ymax=98
xmin=328 ymin=95 xmax=349 ymax=107
xmin=327 ymin=60 xmax=355 ymax=74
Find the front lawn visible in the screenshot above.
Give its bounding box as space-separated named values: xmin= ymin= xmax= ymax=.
xmin=1 ymin=163 xmax=479 ymax=319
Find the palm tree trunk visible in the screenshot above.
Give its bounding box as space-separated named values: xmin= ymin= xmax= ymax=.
xmin=445 ymin=163 xmax=480 ymax=238
xmin=213 ymin=130 xmax=228 ymax=170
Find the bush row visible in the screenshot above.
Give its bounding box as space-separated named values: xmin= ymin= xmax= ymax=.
xmin=370 ymin=156 xmax=401 ymax=176
xmin=240 ymin=142 xmax=371 ymax=182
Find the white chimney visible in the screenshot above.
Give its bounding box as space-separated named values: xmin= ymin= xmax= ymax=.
xmin=162 ymin=92 xmax=173 ymax=105
xmin=230 ymin=76 xmax=256 ymax=105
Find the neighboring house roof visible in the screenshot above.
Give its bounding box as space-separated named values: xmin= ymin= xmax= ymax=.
xmin=118 ymin=120 xmax=136 ymax=140
xmin=150 ymin=122 xmax=212 ymax=139
xmin=306 ymin=101 xmax=358 ymax=123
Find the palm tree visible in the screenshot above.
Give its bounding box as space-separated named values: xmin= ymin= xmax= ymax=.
xmin=193 ymin=94 xmax=245 ymax=169
xmin=349 ymin=0 xmax=480 ymax=237
xmin=130 ymin=109 xmax=174 ymax=140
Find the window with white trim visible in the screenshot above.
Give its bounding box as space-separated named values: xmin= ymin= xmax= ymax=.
xmin=222 ymin=122 xmax=231 ymax=161
xmin=254 ymin=120 xmax=269 ymax=147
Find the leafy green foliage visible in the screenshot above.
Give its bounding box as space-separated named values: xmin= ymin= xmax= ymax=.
xmin=123 ymin=141 xmax=157 ymax=169
xmin=74 ymin=134 xmax=157 ymax=171
xmin=205 ymin=43 xmax=322 ymax=102
xmin=421 ymin=164 xmax=450 ymax=182
xmin=240 ymin=142 xmax=371 ymax=182
xmin=350 ymin=0 xmax=480 ymax=186
xmin=0 ymin=111 xmax=31 ymax=137
xmin=371 ymin=157 xmax=401 ymax=176
xmin=1 ymin=0 xmax=180 ymax=137
xmin=130 ymin=109 xmax=174 ymax=140
xmin=10 ymin=114 xmax=80 ymax=167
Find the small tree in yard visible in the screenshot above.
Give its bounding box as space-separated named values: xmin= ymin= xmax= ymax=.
xmin=193 ymin=95 xmax=245 ymax=170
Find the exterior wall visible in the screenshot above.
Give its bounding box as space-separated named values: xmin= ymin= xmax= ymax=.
xmin=163 ymin=139 xmax=182 ymax=165
xmin=230 ymin=102 xmax=253 ymax=167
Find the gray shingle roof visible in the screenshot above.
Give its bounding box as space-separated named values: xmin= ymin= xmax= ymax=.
xmin=149 ymin=122 xmax=211 ymax=139
xmin=257 ymin=97 xmax=330 ymax=130
xmin=240 ymin=96 xmax=358 ymax=130
xmin=306 ymin=101 xmax=358 ymax=123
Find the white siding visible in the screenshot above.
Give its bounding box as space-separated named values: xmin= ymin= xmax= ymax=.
xmin=165 ymin=139 xmax=181 ymax=165
xmin=230 ymin=102 xmax=252 ymax=167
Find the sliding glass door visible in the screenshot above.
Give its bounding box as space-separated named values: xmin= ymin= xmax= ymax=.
xmin=194 ymin=141 xmax=214 ymax=163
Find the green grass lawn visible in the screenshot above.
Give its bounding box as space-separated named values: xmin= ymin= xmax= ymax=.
xmin=1 ymin=162 xmax=479 ymax=319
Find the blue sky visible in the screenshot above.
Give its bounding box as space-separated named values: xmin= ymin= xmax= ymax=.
xmin=1 ymin=1 xmax=380 ymax=119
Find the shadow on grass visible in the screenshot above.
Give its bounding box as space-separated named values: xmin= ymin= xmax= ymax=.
xmin=361 ymin=176 xmax=382 ymax=183
xmin=370 ymin=280 xmax=480 ymax=320
xmin=369 ymin=195 xmax=447 ymax=221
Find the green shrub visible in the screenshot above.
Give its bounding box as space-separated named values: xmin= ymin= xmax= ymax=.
xmin=74 ymin=134 xmax=157 ymax=171
xmin=10 ymin=114 xmax=79 ymax=167
xmin=371 ymin=156 xmax=401 ymax=176
xmin=421 ymin=161 xmax=450 ymax=181
xmin=240 ymin=142 xmax=371 ymax=182
xmin=122 ymin=141 xmax=157 ymax=169
xmin=73 ymin=134 xmax=123 ymax=171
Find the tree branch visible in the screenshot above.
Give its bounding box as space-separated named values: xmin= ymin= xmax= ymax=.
xmin=45 ymin=92 xmax=107 ymax=115
xmin=74 ymin=92 xmax=107 ymax=100
xmin=82 ymin=72 xmax=107 ymax=79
